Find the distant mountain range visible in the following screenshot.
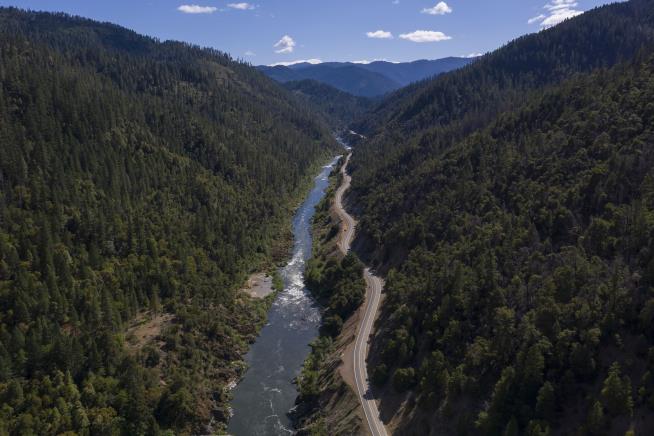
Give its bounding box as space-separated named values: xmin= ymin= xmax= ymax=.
xmin=258 ymin=57 xmax=476 ymax=97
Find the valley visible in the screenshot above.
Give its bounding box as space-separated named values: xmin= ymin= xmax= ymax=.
xmin=3 ymin=0 xmax=654 ymax=435
xmin=228 ymin=156 xmax=339 ymax=435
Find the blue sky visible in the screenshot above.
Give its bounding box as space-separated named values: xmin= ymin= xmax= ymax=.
xmin=3 ymin=0 xmax=617 ymax=65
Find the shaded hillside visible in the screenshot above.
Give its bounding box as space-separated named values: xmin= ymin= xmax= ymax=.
xmin=342 ymin=0 xmax=654 ymax=434
xmin=368 ymin=49 xmax=654 ymax=436
xmin=350 ymin=0 xmax=654 ymax=181
xmin=0 ymin=8 xmax=337 ymax=435
xmin=284 ymin=80 xmax=374 ymax=130
xmin=349 ymin=0 xmax=654 ymax=257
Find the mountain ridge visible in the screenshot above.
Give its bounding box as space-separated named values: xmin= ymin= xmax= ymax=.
xmin=258 ymin=57 xmax=475 ymax=97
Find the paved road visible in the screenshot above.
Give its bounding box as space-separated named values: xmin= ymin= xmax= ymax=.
xmin=333 ymin=153 xmax=388 ymax=436
xmin=334 ymin=154 xmax=356 ymax=254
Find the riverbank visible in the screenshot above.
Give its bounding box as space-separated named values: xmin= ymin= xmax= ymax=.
xmin=227 ymin=156 xmax=341 ymax=435
xmin=239 ymin=271 xmax=285 ymax=299
xmin=293 ymin=156 xmax=367 ymax=435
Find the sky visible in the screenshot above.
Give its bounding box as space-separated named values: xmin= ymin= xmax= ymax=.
xmin=2 ymin=0 xmax=618 ymax=65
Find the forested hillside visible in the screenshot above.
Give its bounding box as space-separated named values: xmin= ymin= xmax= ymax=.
xmin=284 ymin=80 xmax=374 ymax=130
xmin=0 ymin=8 xmax=337 ymax=435
xmin=350 ymin=0 xmax=654 ymax=185
xmin=343 ymin=0 xmax=654 ymax=434
xmin=369 ymin=50 xmax=654 ymax=436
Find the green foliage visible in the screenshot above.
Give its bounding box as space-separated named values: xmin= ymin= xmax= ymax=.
xmin=351 ymin=0 xmax=654 ymax=180
xmin=156 ymin=384 xmax=195 ymax=428
xmin=535 ymin=382 xmax=555 ymax=421
xmin=587 ymin=400 xmax=605 ymax=436
xmin=284 ymin=80 xmax=374 ymax=131
xmin=392 ymin=367 xmax=416 ymax=393
xmin=272 ymin=271 xmax=285 ymax=293
xmin=371 ymin=363 xmax=390 ymax=386
xmin=601 ymin=362 xmax=633 ymax=417
xmin=294 ymin=166 xmax=367 ymax=433
xmin=297 ymin=336 xmax=333 ymax=403
xmin=503 ymin=417 xmax=519 ymax=436
xmin=524 ymin=421 xmax=550 ymax=436
xmin=0 ymin=7 xmax=337 ymax=435
xmin=350 ymin=1 xmax=654 ymax=434
xmin=306 ymin=253 xmax=365 ymax=337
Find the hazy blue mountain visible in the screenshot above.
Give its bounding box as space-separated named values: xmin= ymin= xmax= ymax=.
xmin=259 ymin=63 xmax=399 ymax=97
xmin=258 ymin=57 xmax=475 ymax=97
xmin=356 ymin=57 xmax=475 ymax=85
xmin=259 ymin=65 xmax=304 ymax=82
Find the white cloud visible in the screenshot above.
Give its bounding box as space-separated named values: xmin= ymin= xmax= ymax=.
xmin=227 ymin=2 xmax=255 ymax=10
xmin=178 ymin=4 xmax=218 ymax=14
xmin=528 ymin=14 xmax=546 ymax=24
xmin=392 ymin=0 xmax=400 ymax=4
xmin=244 ymin=51 xmax=256 ymax=56
xmin=352 ymin=58 xmax=399 ymax=64
xmin=464 ymin=52 xmax=483 ymax=58
xmin=366 ymin=30 xmax=393 ymax=39
xmin=421 ymin=1 xmax=452 ymax=15
xmin=274 ymin=35 xmax=296 ymax=54
xmin=269 ymin=59 xmax=322 ymax=67
xmin=528 ymin=0 xmax=583 ymax=27
xmin=399 ymin=30 xmax=452 ymax=43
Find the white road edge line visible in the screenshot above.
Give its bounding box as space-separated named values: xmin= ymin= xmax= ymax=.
xmin=335 ymin=152 xmax=388 ymax=436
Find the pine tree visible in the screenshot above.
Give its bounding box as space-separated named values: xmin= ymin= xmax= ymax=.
xmin=601 ymin=362 xmax=633 ymax=417
xmin=503 ymin=416 xmax=519 ymax=436
xmin=535 ymin=381 xmax=556 ymax=421
xmin=586 ymin=400 xmax=604 ymax=435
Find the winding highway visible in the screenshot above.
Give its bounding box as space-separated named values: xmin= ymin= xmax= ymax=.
xmin=334 ymin=154 xmax=356 ymax=254
xmin=333 ymin=153 xmax=389 ymax=436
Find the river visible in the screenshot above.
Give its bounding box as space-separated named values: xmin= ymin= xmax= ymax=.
xmin=227 ymin=156 xmax=340 ymax=436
